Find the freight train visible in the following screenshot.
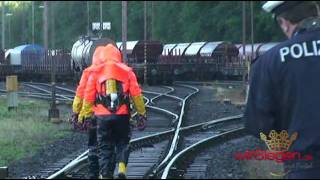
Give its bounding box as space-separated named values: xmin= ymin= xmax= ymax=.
xmin=71 ymin=37 xmax=166 ymax=84
xmin=0 ymin=37 xmax=279 ymax=84
xmin=0 ymin=44 xmax=72 ymax=81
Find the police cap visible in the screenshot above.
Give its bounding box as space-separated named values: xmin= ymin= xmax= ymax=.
xmin=262 ymin=1 xmax=303 ymax=15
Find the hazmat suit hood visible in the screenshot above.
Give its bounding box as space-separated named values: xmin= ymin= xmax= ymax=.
xmin=92 ymin=44 xmax=122 ymax=67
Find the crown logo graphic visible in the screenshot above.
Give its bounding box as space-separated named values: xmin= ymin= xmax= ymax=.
xmin=260 ymin=130 xmax=298 ymax=152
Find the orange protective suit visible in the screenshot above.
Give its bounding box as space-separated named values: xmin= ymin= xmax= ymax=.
xmin=79 ymin=44 xmax=146 ymax=178
xmin=72 ymin=46 xmax=109 ymax=114
xmin=78 ymin=44 xmax=146 ymax=120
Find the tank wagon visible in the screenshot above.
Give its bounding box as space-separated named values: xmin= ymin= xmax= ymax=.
xmin=71 ymin=38 xmax=165 ymax=85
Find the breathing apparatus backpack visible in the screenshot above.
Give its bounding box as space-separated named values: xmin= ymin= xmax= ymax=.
xmin=95 ymin=79 xmax=130 ymax=113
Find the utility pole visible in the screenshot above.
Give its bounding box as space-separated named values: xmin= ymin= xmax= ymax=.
xmin=144 ymin=1 xmax=147 ymax=41
xmin=5 ymin=13 xmax=13 ymax=48
xmin=242 ymin=1 xmax=246 ymax=84
xmin=45 ymin=1 xmax=59 ymax=122
xmin=242 ymin=1 xmax=246 ymax=64
xmin=151 ymin=1 xmax=154 ymax=40
xmin=122 ymin=1 xmax=127 ymax=63
xmin=2 ymin=1 xmax=5 ymax=49
xmin=43 ymin=1 xmax=48 ymax=49
xmin=7 ymin=14 xmax=11 ymax=48
xmin=245 ymin=1 xmax=254 ymax=104
xmin=50 ymin=2 xmax=55 ymax=49
xmin=87 ymin=1 xmax=90 ymax=36
xmin=144 ymin=1 xmax=147 ymax=84
xmin=100 ymin=1 xmax=103 ymax=38
xmin=250 ymin=1 xmax=254 ymax=61
xmin=32 ymin=1 xmax=35 ymax=44
xmin=21 ymin=2 xmax=26 ymax=44
xmin=242 ymin=1 xmax=249 ymax=104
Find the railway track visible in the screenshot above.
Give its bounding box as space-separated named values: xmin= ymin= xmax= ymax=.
xmin=22 ymin=82 xmax=184 ymax=139
xmin=42 ymin=83 xmax=245 ymax=179
xmin=18 ymin=82 xmax=198 ymax=179
xmin=174 ymin=80 xmax=246 ymax=87
xmin=162 ymin=125 xmax=245 ymax=179
xmin=0 ymin=82 xmax=74 ymax=102
xmin=45 ymin=115 xmax=244 ymax=179
xmin=2 ymin=81 xmax=246 ymax=179
xmin=21 ymin=82 xmax=74 ymax=101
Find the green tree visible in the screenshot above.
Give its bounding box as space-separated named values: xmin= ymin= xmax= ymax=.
xmin=0 ymin=1 xmax=286 ymax=50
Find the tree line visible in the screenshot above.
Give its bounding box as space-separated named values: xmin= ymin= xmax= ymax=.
xmin=1 ymin=1 xmax=290 ymax=50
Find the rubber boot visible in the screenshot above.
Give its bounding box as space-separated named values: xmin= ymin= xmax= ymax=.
xmin=88 ymin=118 xmax=99 ymax=179
xmin=88 ymin=154 xmax=99 ymax=179
xmin=100 ymin=152 xmax=116 ymax=179
xmin=107 ymin=153 xmax=116 ymax=178
xmin=117 ymin=162 xmax=127 ymax=179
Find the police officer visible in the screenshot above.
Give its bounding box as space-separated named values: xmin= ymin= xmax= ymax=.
xmin=78 ymin=44 xmax=147 ymax=179
xmin=71 ymin=40 xmax=117 ymax=179
xmin=245 ymin=1 xmax=320 ymax=179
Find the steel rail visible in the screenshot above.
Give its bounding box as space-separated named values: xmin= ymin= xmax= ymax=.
xmin=174 ymin=80 xmax=244 ymax=86
xmin=150 ymin=86 xmax=175 ymax=104
xmin=54 ymin=85 xmax=180 ymax=122
xmin=25 ymin=82 xmax=76 ymax=95
xmin=0 ymin=90 xmax=69 ymax=102
xmin=22 ymin=83 xmax=73 ymax=101
xmin=46 ymin=87 xmax=180 ymax=179
xmin=143 ymin=90 xmax=183 ymax=101
xmin=46 ymin=151 xmax=89 ymax=179
xmin=47 ymin=93 xmax=156 ymax=179
xmin=150 ymin=86 xmax=175 ymax=103
xmin=47 ymin=113 xmax=243 ymax=179
xmin=26 ymin=83 xmax=179 ymax=122
xmin=151 ymin=84 xmax=199 ymax=175
xmin=25 ymin=82 xmax=183 ymax=104
xmin=45 ymin=83 xmax=204 ymax=179
xmin=143 ymin=90 xmax=178 ymax=120
xmin=54 ymin=86 xmax=76 ymax=95
xmin=161 ymin=127 xmax=245 ymax=179
xmin=19 ymin=94 xmax=68 ymax=102
xmin=1 ymin=91 xmax=71 ymax=98
xmin=25 ymin=82 xmax=74 ymax=100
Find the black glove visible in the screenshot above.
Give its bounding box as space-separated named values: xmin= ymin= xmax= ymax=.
xmin=69 ymin=113 xmax=80 ymax=130
xmin=129 ymin=119 xmax=136 ymax=130
xmin=80 ymin=117 xmax=93 ymax=132
xmin=137 ymin=114 xmax=147 ymax=131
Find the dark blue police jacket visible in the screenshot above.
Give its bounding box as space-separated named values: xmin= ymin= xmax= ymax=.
xmin=244 ymin=27 xmax=320 ymax=156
